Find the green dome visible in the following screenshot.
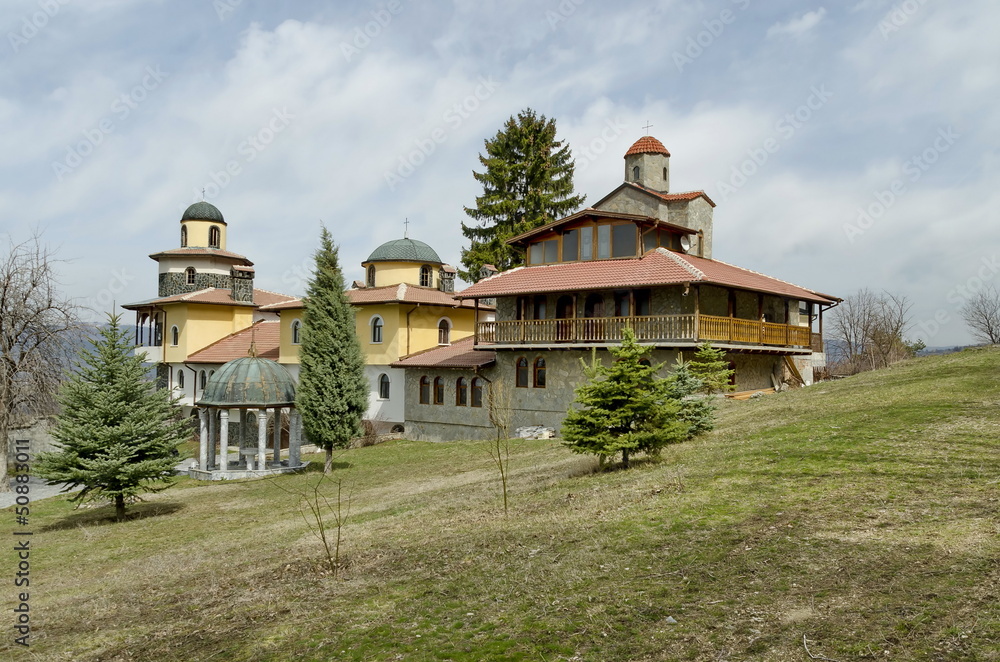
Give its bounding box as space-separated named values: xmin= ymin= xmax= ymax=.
xmin=366 ymin=238 xmax=442 ymax=265
xmin=197 ymin=357 xmax=296 ymax=407
xmin=181 ymin=201 xmax=226 ymax=224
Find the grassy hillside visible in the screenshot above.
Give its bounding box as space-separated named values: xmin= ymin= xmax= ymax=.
xmin=4 ymin=349 xmax=999 ymax=661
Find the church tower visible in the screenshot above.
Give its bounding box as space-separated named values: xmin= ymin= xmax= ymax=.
xmin=623 ymin=136 xmax=670 ymax=193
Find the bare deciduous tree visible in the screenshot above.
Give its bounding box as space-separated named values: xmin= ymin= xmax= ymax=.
xmin=828 ymin=289 xmax=917 ymax=374
xmin=960 ymin=285 xmax=1000 ymax=345
xmin=486 ymin=378 xmax=515 ymax=515
xmin=0 ymin=232 xmax=78 ymax=492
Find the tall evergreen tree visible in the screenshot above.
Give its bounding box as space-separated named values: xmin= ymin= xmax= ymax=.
xmin=35 ymin=313 xmax=187 ymax=522
xmin=460 ymin=108 xmax=585 ymax=281
xmin=561 ymin=330 xmax=688 ymax=468
xmin=688 ymin=342 xmax=735 ymax=394
xmin=296 ymin=226 xmax=368 ymax=474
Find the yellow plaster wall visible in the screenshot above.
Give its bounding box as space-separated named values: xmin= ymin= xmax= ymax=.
xmin=279 ymin=310 xmax=304 ymax=364
xmin=365 ymin=261 xmax=436 ymax=288
xmin=181 ymin=219 xmax=228 ymax=250
xmin=397 ymin=305 xmax=477 ymax=357
xmin=163 ymin=303 xmax=252 ymax=362
xmin=357 ymin=304 xmax=403 ymax=364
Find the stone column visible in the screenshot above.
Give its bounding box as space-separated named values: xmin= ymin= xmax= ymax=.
xmin=272 ymin=408 xmax=282 ymax=465
xmin=238 ymin=409 xmax=247 ymax=468
xmin=219 ymin=409 xmax=230 ymax=471
xmin=208 ymin=409 xmax=217 ymax=470
xmin=289 ymin=410 xmax=301 ymax=468
xmin=198 ymin=409 xmax=209 ymax=471
xmin=257 ymin=409 xmax=267 ymax=471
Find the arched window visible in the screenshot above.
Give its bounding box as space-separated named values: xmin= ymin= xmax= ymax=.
xmin=177 ymin=370 xmax=185 ymax=389
xmin=378 ymin=374 xmax=390 ymax=400
xmin=209 ymin=225 xmax=221 ymax=249
xmin=471 ymin=378 xmax=484 ymax=408
xmin=420 ymin=265 xmax=432 ymax=288
xmin=200 ymin=370 xmax=207 ymax=389
xmin=185 ymin=267 xmax=196 ymax=285
xmin=371 ymin=316 xmax=383 ymax=343
xmin=209 ymin=370 xmax=215 ymax=380
xmin=632 ymin=165 xmax=640 ymax=181
xmin=366 ymin=264 xmax=375 ymax=287
xmin=533 ymin=357 xmax=546 ymax=388
xmin=433 ymin=377 xmax=445 ymax=405
xmin=438 ymin=319 xmax=451 ymax=345
xmin=291 ymin=319 xmax=302 ymax=345
xmin=180 ymin=226 xmax=188 ymax=247
xmin=419 ymin=376 xmax=430 ymax=404
xmin=516 ymin=357 xmax=529 ymax=388
xmin=170 ymin=325 xmax=179 ymax=346
xmin=456 ymin=377 xmax=468 ymax=406
xmin=662 ymin=167 xmax=668 ymax=181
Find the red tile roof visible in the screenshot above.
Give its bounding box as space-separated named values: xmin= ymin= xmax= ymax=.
xmin=455 ymin=249 xmax=839 ymax=304
xmin=391 ymin=337 xmax=496 ymax=369
xmin=123 ymin=288 xmax=297 ymax=310
xmin=148 ymin=247 xmax=253 ymax=265
xmin=625 ymin=136 xmax=671 ymax=157
xmin=187 ymin=321 xmax=280 ymax=363
xmin=259 ymin=298 xmax=304 ymax=312
xmin=346 ymin=284 xmax=486 ymax=309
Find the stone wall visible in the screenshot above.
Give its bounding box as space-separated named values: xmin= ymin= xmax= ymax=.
xmin=159 ymin=272 xmax=233 ymax=297
xmin=6 ymin=418 xmax=59 ymax=458
xmin=402 ymin=368 xmax=493 ymax=441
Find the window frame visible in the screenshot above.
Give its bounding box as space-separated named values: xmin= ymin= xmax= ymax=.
xmin=456 ymin=377 xmax=468 ymax=406
xmin=420 ymin=265 xmax=432 ymax=288
xmin=516 ymin=357 xmax=529 ymax=388
xmin=378 ymin=373 xmax=390 ymax=400
xmin=170 ymin=325 xmax=179 ymax=347
xmin=366 ymin=264 xmax=376 ymax=287
xmin=209 ymin=225 xmax=221 ymax=249
xmin=433 ymin=376 xmax=445 ymax=405
xmin=533 ymin=357 xmax=546 ymax=388
xmin=370 ymin=316 xmax=384 ymax=344
xmin=177 ymin=370 xmax=185 ymax=389
xmin=471 ymin=378 xmax=484 ymax=408
xmin=437 ymin=318 xmax=451 ymax=346
xmin=419 ymin=376 xmax=430 ymax=405
xmin=291 ymin=319 xmax=302 ymax=345
xmin=180 ymin=226 xmax=188 ymax=247
xmin=185 ymin=267 xmax=196 ymax=285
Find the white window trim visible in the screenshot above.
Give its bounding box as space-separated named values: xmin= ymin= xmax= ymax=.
xmin=370 ymin=315 xmax=385 ymax=344
xmin=291 ymin=318 xmax=303 ymax=345
xmin=437 ymin=316 xmax=453 ymax=346
xmin=377 ymin=373 xmax=390 ymax=400
xmin=170 ymin=325 xmax=180 ymax=347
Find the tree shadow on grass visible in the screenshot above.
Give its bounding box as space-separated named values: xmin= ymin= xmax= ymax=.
xmin=299 ymin=461 xmax=352 ymax=474
xmin=41 ymin=501 xmax=185 ymax=531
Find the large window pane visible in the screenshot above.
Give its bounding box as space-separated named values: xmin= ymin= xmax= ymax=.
xmin=562 ymin=229 xmax=578 ymax=261
xmin=544 ymin=239 xmax=559 ymax=264
xmin=642 ymin=230 xmax=658 ymax=253
xmin=529 ymin=242 xmax=543 ymax=265
xmin=580 ymin=227 xmax=593 ymax=260
xmin=597 ymin=225 xmax=610 ymax=260
xmin=612 ymin=224 xmax=637 ymax=258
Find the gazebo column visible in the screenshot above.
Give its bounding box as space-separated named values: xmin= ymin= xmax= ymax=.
xmin=272 ymin=408 xmax=282 ymax=464
xmin=219 ymin=409 xmax=230 ymax=470
xmin=256 ymin=409 xmax=268 ymax=471
xmin=238 ymin=409 xmax=247 ymax=468
xmin=289 ymin=410 xmax=302 ymax=467
xmin=198 ymin=409 xmax=209 ymax=471
xmin=207 ymin=409 xmax=217 ymax=470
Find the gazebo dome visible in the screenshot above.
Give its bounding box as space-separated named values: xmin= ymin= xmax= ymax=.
xmin=197 ymin=356 xmax=296 ymax=408
xmin=181 ymin=201 xmax=226 ymax=224
xmin=365 ymin=238 xmax=442 ymax=265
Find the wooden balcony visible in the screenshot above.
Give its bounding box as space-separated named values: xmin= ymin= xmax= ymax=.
xmin=477 ymin=314 xmax=815 ymax=350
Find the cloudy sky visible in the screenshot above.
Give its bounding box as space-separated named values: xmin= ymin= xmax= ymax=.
xmin=2 ymin=0 xmax=996 ymax=346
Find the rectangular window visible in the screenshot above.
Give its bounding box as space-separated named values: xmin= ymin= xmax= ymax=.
xmin=660 ymin=229 xmax=676 ymax=250
xmin=597 ymin=225 xmax=611 ymax=260
xmin=642 ymin=230 xmax=658 ymax=253
xmin=419 ymin=378 xmax=430 ymax=405
xmin=543 ymin=239 xmax=559 ymax=264
xmin=528 ymin=242 xmax=543 ymax=265
xmin=612 ymin=224 xmax=637 ymax=258
xmin=580 ymin=227 xmax=593 ymax=260
xmin=562 ymin=229 xmax=578 ymax=261
xmin=635 ymin=289 xmax=651 ymax=316
xmin=533 ymin=296 xmax=547 ymax=320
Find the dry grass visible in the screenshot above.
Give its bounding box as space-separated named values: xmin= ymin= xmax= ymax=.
xmin=3 ymin=348 xmax=1000 ymax=660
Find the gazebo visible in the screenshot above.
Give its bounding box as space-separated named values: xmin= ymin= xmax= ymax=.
xmin=190 ymin=353 xmax=307 ymax=480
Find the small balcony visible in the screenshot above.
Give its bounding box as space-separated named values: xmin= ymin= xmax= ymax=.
xmin=476 ymin=314 xmax=815 ymax=351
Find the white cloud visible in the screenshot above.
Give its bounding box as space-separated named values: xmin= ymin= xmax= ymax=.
xmin=767 ymin=8 xmax=828 ymax=38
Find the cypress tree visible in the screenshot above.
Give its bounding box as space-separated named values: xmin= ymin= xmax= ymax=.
xmin=561 ymin=330 xmax=688 ymax=468
xmin=459 ymin=108 xmax=585 ymax=281
xmin=296 ymin=227 xmax=368 ymax=473
xmin=35 ymin=313 xmax=187 ymax=522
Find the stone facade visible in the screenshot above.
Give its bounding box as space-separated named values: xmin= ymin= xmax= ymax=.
xmin=159 ymin=271 xmax=234 ymax=297
xmin=402 ymin=368 xmax=493 ymax=441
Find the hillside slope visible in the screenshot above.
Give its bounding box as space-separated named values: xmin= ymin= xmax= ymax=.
xmin=4 ymin=349 xmax=999 ymax=661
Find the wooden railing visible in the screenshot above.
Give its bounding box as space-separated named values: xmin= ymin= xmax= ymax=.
xmin=478 ymin=313 xmax=813 ymax=348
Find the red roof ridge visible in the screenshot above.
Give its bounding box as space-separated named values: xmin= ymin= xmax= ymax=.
xmin=686 ymin=254 xmax=831 ymax=300
xmin=253 ymin=287 xmax=297 ymax=300
xmin=624 ymin=182 xmax=717 ymax=208
xmin=186 ymin=319 xmax=280 ymax=363
xmin=656 ymin=248 xmax=705 ymax=280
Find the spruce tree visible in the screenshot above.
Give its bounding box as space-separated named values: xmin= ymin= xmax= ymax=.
xmin=35 ymin=313 xmax=187 ymax=522
xmin=688 ymin=342 xmax=735 ymax=394
xmin=460 ymin=108 xmax=585 ymax=281
xmin=663 ymin=359 xmax=716 ymax=438
xmin=296 ymin=226 xmax=368 ymax=473
xmin=561 ymin=330 xmax=688 ymax=468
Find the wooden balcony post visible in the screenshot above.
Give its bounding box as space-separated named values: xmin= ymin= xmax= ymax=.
xmin=474 ymin=299 xmax=479 ymax=346
xmin=693 ymin=285 xmax=701 ymax=342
